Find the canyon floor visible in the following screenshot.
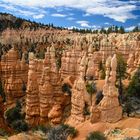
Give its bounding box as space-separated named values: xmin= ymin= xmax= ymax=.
xmin=73 ymin=117 xmax=140 ymax=140
xmin=4 ymin=117 xmax=140 ymax=140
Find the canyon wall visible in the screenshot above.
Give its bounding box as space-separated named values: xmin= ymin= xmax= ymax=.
xmin=0 ymin=32 xmax=140 ymax=126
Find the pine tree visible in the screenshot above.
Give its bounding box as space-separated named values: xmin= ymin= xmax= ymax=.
xmin=119 ymin=26 xmax=125 ymax=34
xmin=86 ymin=81 xmax=97 ymax=105
xmin=127 ymin=67 xmax=140 ymax=98
xmin=132 ymin=26 xmax=139 ymax=32
xmin=116 ymin=54 xmax=127 ymax=103
xmin=107 ymin=27 xmax=112 ymax=34
xmin=115 ymin=26 xmax=118 ymax=33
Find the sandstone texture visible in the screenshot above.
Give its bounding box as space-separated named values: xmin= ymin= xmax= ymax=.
xmin=90 ymin=54 xmax=122 ymax=123
xmin=0 ymin=22 xmax=139 ymax=138
xmin=69 ymin=54 xmax=88 ymax=125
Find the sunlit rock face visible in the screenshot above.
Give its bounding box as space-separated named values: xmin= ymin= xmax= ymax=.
xmin=39 ymin=67 xmax=53 ymax=124
xmin=26 ymin=55 xmax=40 ymax=126
xmin=91 ymin=54 xmax=122 ymax=123
xmin=25 ymin=47 xmax=69 ymax=126
xmin=60 ymin=47 xmax=82 ymax=80
xmin=68 ymin=54 xmax=88 ymax=125
xmin=0 ymin=48 xmax=28 ymax=105
xmin=99 ymin=54 xmax=122 ymax=122
xmin=48 ymin=104 xmax=62 ymax=125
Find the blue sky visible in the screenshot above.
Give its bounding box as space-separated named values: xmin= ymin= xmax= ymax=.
xmin=0 ymin=0 xmax=139 ymax=31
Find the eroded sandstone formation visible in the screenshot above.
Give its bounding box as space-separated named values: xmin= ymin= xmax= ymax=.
xmin=1 ymin=48 xmax=28 ymax=106
xmin=0 ymin=30 xmax=139 ymax=129
xmin=48 ymin=104 xmax=62 ymax=125
xmin=26 ymin=46 xmax=70 ymax=125
xmin=60 ymin=46 xmax=82 ymax=80
xmin=69 ymin=54 xmax=88 ymax=125
xmin=99 ymin=54 xmax=122 ymax=122
xmin=39 ymin=67 xmax=53 ymax=124
xmin=91 ymin=54 xmax=122 ymax=123
xmin=26 ymin=53 xmax=40 ymax=126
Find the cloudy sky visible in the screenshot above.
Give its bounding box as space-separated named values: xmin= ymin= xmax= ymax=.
xmin=0 ymin=0 xmax=139 ymax=31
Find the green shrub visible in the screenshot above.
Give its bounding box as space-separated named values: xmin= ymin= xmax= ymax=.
xmin=61 ymin=124 xmax=77 ymax=138
xmin=5 ymin=100 xmax=28 ymax=132
xmin=86 ymin=131 xmax=106 ymax=140
xmin=5 ymin=100 xmax=22 ymax=124
xmin=62 ymin=83 xmax=72 ymax=96
xmin=47 ymin=124 xmax=78 ymax=140
xmin=0 ymin=128 xmax=9 ymax=136
xmin=83 ymin=103 xmax=90 ymax=115
xmin=100 ymin=69 xmax=106 ymax=79
xmin=98 ymin=61 xmax=103 ymax=71
xmin=0 ymin=80 xmax=6 ymax=102
xmin=11 ymin=120 xmax=28 ymax=132
xmin=116 ymin=54 xmax=127 ymax=103
xmin=22 ymin=81 xmax=26 ymax=94
xmin=36 ymin=50 xmax=45 ymax=59
xmin=111 ymin=128 xmax=121 ymax=135
xmin=56 ymin=57 xmax=61 ymax=70
xmin=86 ymin=82 xmax=97 ymax=95
xmin=32 ymin=125 xmax=51 ymax=133
xmin=86 ymin=82 xmax=97 ymax=105
xmin=123 ymin=100 xmax=133 ymax=117
xmin=95 ymin=91 xmax=103 ymax=105
xmin=98 ymin=61 xmax=106 ymax=79
xmin=127 ymin=67 xmax=140 ymax=98
xmin=5 ymin=106 xmax=21 ymax=124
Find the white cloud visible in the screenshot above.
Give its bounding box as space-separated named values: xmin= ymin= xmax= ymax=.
xmin=51 ymin=13 xmax=67 ymax=17
xmin=92 ymin=25 xmax=101 ymax=29
xmin=55 ymin=7 xmax=64 ymax=12
xmin=76 ymin=21 xmax=101 ymax=29
xmin=0 ymin=3 xmax=36 ymax=16
xmin=125 ymin=26 xmax=135 ymax=31
xmin=104 ymin=27 xmax=109 ymax=30
xmin=104 ymin=22 xmax=110 ymax=25
xmin=69 ymin=13 xmax=74 ymax=16
xmin=68 ymin=26 xmax=79 ymax=29
xmin=67 ymin=17 xmax=75 ymax=20
xmin=0 ymin=2 xmax=47 ymax=19
xmin=83 ymin=13 xmax=90 ymax=17
xmin=33 ymin=14 xmax=45 ymax=19
xmin=1 ymin=0 xmax=138 ymax=22
xmin=17 ymin=9 xmax=36 ymax=16
xmin=76 ymin=20 xmax=91 ymax=28
xmin=86 ymin=4 xmax=137 ymax=23
xmin=0 ymin=3 xmax=17 ymax=11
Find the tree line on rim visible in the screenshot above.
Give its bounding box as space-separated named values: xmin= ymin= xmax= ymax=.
xmin=0 ymin=12 xmax=139 ymax=34
xmin=72 ymin=25 xmax=140 ymax=34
